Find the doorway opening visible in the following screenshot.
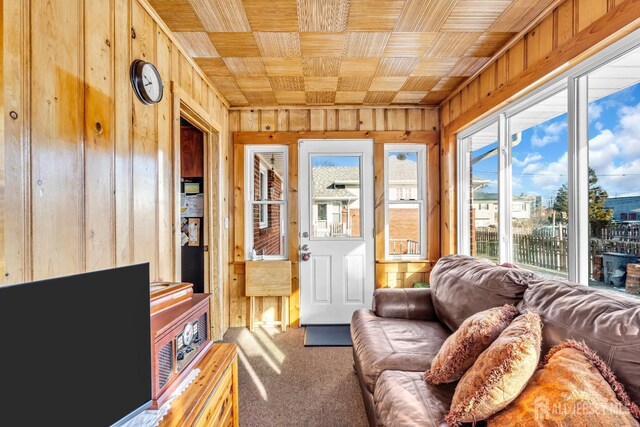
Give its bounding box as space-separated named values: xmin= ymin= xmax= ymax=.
xmin=179 ymin=117 xmax=205 ymax=293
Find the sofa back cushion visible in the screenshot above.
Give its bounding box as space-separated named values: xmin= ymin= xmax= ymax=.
xmin=430 ymin=255 xmax=539 ymax=331
xmin=520 ymin=278 xmax=640 ymax=405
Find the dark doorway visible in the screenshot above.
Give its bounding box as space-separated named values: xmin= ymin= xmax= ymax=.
xmin=180 ymin=117 xmax=205 ymax=293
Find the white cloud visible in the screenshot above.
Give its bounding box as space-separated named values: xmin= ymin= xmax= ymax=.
xmin=530 ymin=152 xmax=568 ymax=190
xmin=589 ymin=103 xmax=603 ymax=122
xmin=531 ymin=121 xmax=568 ymax=147
xmin=513 ymin=153 xmax=542 ymax=167
xmin=545 ymin=121 xmax=568 ymax=135
xmin=587 ymin=101 xmax=640 ymax=196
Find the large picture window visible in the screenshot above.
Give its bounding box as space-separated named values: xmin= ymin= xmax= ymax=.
xmin=245 ymin=146 xmax=288 ymax=260
xmin=457 ymin=32 xmax=640 ymax=296
xmin=384 ymin=145 xmax=427 ymax=259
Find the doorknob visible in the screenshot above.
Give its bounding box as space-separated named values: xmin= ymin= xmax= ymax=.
xmin=301 ymin=252 xmax=311 ymax=261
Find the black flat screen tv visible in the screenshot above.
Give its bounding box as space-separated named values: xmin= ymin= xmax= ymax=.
xmin=0 ymin=263 xmax=152 ymax=426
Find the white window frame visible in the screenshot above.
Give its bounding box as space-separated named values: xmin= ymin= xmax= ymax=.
xmin=384 ymin=144 xmax=427 ymax=260
xmin=244 ymin=145 xmax=288 ymax=261
xmin=456 ymin=28 xmax=640 ymax=284
xmin=258 ymin=164 xmax=269 ymax=229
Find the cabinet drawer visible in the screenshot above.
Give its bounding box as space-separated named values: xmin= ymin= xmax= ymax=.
xmin=193 ymin=365 xmax=234 ymax=427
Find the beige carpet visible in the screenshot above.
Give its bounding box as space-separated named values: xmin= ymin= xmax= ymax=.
xmin=223 ymin=326 xmax=368 ymax=427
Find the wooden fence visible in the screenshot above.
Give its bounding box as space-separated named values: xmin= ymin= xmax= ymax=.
xmin=600 ymin=224 xmax=640 ymax=241
xmin=474 ymin=228 xmax=640 ymax=274
xmin=474 ymin=229 xmax=567 ymax=270
xmin=389 ymin=239 xmax=420 ymax=255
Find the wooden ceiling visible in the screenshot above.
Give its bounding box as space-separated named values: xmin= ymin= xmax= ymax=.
xmin=149 ymin=0 xmax=557 ymax=107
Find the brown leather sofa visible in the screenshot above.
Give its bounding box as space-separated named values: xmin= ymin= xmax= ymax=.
xmin=350 ymin=254 xmax=640 ymax=426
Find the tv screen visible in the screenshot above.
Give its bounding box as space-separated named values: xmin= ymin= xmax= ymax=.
xmin=0 ymin=264 xmax=152 ymax=426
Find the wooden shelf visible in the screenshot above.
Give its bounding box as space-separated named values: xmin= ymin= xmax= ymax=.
xmin=159 ymin=343 xmax=239 ymax=427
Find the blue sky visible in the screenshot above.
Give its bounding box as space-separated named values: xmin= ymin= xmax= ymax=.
xmin=472 ymin=82 xmax=640 ymax=206
xmin=311 ymin=151 xmax=417 ymax=167
xmin=312 ymin=155 xmax=360 ymax=167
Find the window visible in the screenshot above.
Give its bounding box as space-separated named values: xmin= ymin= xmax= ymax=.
xmin=245 ymin=146 xmax=288 ymax=260
xmin=318 ymin=203 xmax=327 ymax=221
xmin=510 ymin=89 xmax=569 ymax=278
xmin=461 ymin=122 xmax=499 ymax=262
xmin=385 ymin=145 xmax=427 ymax=259
xmin=311 ymin=156 xmax=361 ymax=238
xmin=457 ymin=29 xmax=640 ymax=296
xmin=587 ymin=46 xmax=640 ymax=290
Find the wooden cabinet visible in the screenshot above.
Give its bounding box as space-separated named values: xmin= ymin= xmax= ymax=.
xmin=159 ymin=343 xmax=239 ymax=427
xmin=180 ymin=125 xmax=204 ymax=178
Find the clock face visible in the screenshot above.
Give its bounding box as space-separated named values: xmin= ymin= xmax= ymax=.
xmin=183 ymin=322 xmax=194 ymax=345
xmin=130 ymin=59 xmax=163 ymax=105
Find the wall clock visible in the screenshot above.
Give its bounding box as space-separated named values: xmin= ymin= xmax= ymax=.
xmin=130 ymin=59 xmax=163 ymax=105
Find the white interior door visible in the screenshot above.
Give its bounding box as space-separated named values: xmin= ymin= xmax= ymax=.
xmin=299 ymin=139 xmax=374 ymax=324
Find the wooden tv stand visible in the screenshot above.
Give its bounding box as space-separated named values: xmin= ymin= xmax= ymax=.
xmin=158 ymin=343 xmax=239 ymax=427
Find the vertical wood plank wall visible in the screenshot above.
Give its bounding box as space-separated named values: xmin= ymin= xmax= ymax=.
xmin=228 ymin=107 xmax=439 ymax=328
xmin=2 ymin=0 xmax=230 ymax=339
xmin=439 ymin=0 xmax=640 ymax=256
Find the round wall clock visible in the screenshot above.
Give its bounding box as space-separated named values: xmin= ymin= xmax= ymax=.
xmin=130 ymin=59 xmax=163 ymax=105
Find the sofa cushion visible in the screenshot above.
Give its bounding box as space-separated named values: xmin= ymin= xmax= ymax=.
xmin=520 ymin=278 xmax=640 ymax=405
xmin=351 ymin=309 xmax=450 ymax=393
xmin=425 ymin=304 xmax=519 ymax=384
xmin=374 ymin=370 xmax=455 ymax=427
xmin=430 ymin=255 xmax=539 ymax=331
xmin=488 ymin=340 xmax=640 ymax=426
xmin=445 ymin=310 xmax=543 ymax=426
xmin=373 ymin=288 xmax=435 ymax=320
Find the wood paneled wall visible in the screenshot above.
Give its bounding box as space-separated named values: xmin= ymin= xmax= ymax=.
xmin=228 ymin=107 xmax=439 ymax=328
xmin=439 ymin=0 xmax=640 ymax=256
xmin=2 ymin=0 xmax=230 ymax=338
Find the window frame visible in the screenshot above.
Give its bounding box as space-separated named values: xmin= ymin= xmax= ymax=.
xmin=384 ymin=144 xmax=427 ymax=260
xmin=456 ymin=28 xmax=640 ymax=284
xmin=244 ymin=145 xmax=288 ymax=261
xmin=258 ymin=164 xmax=269 ymax=229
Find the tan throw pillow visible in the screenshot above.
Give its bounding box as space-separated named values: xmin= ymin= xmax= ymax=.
xmin=444 ymin=310 xmax=543 ymax=427
xmin=488 ymin=340 xmax=640 ymax=426
xmin=425 ymin=304 xmax=519 ymax=384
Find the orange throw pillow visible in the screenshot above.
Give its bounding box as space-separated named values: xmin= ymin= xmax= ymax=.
xmin=444 ymin=310 xmax=543 ymax=427
xmin=488 ymin=340 xmax=640 ymax=426
xmin=424 ymin=304 xmax=519 ymax=384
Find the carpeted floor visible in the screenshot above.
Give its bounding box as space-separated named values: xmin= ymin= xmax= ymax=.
xmin=223 ymin=326 xmax=368 ymax=427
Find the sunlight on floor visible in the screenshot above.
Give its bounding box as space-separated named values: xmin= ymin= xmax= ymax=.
xmin=235 ymin=326 xmax=291 ymax=402
xmin=237 ymin=347 xmax=269 ymax=401
xmin=254 ymin=326 xmax=286 ymax=364
xmin=237 ymin=327 xmax=282 ymax=374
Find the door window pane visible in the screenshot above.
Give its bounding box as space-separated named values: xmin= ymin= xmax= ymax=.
xmin=510 ymin=89 xmax=569 ymax=278
xmin=588 ymin=47 xmax=640 ymax=295
xmin=311 ymin=156 xmax=361 ymax=238
xmin=469 ymin=123 xmax=499 ymax=262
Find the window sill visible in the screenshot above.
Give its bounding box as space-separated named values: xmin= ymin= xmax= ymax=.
xmin=377 ymin=259 xmax=433 ymax=264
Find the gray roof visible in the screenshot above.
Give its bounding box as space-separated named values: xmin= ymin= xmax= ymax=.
xmin=312 ymin=158 xmax=418 ymax=199
xmin=313 ymin=166 xmax=358 ymax=199
xmin=388 ymin=156 xmax=418 ymax=182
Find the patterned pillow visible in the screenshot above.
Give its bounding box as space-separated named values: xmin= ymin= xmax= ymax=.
xmin=444 ymin=310 xmax=543 ymax=427
xmin=424 ymin=304 xmax=519 ymax=384
xmin=488 ymin=340 xmax=640 ymax=426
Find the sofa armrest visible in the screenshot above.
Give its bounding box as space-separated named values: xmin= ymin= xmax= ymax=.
xmin=372 ymin=288 xmax=436 ymax=321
